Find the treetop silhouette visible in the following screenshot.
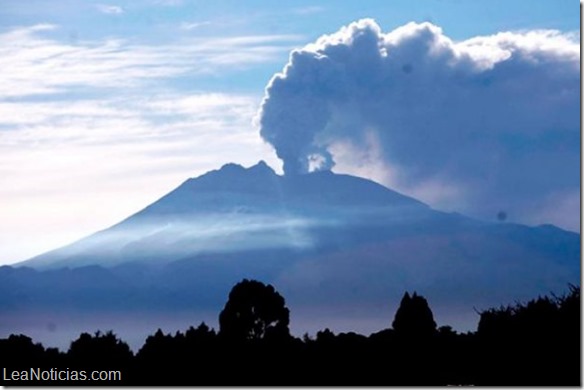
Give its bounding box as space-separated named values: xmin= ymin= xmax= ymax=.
xmin=392 ymin=291 xmax=437 ymax=337
xmin=0 ymin=282 xmax=579 ymax=385
xmin=218 ymin=279 xmax=290 ymax=341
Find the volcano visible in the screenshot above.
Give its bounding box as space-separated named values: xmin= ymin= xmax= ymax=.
xmin=1 ymin=161 xmax=579 ymax=349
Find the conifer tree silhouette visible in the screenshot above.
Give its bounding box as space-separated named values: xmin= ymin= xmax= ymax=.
xmin=392 ymin=291 xmax=437 ymax=337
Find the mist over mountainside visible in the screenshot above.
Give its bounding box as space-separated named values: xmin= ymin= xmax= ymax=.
xmin=1 ymin=161 xmax=579 ymax=349
xmin=19 ymin=160 xmax=430 ymax=269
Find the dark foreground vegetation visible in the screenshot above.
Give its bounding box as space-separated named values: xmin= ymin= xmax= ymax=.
xmin=0 ymin=280 xmax=579 ymax=386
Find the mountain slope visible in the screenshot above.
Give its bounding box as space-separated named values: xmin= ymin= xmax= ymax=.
xmin=19 ymin=161 xmax=431 ymax=269
xmin=2 ymin=161 xmax=580 ymax=349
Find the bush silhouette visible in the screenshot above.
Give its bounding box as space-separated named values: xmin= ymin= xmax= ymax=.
xmin=0 ymin=334 xmax=47 ymax=368
xmin=68 ymin=330 xmax=133 ymax=368
xmin=475 ymin=285 xmax=580 ymax=385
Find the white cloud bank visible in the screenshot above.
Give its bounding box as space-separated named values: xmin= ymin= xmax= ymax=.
xmin=0 ymin=91 xmax=282 ymax=265
xmin=0 ymin=24 xmax=301 ymax=97
xmin=257 ymin=19 xmax=580 ymax=231
xmin=0 ymin=24 xmax=296 ymax=264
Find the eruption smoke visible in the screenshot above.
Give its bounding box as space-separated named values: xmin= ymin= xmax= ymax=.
xmin=257 ymin=19 xmax=579 ymax=230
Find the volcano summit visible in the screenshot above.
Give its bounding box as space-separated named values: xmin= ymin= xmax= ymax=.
xmin=1 ymin=161 xmax=579 ymax=349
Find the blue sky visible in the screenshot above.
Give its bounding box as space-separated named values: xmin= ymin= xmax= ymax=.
xmin=0 ymin=0 xmax=579 ymax=265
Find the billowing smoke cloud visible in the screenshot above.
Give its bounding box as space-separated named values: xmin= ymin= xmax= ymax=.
xmin=257 ymin=19 xmax=579 ymax=230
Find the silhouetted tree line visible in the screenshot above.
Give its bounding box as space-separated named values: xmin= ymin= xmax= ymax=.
xmin=0 ymin=280 xmax=579 ymax=385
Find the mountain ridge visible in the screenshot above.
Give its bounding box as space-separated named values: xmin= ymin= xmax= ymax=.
xmin=1 ymin=161 xmax=579 ymax=349
xmin=18 ymin=161 xmax=432 ymax=269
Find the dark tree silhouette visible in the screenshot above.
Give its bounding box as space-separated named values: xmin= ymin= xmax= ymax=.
xmin=136 ymin=329 xmax=174 ymax=362
xmin=475 ymin=285 xmax=580 ymax=386
xmin=392 ymin=291 xmax=437 ymax=337
xmin=0 ymin=281 xmax=579 ymax=386
xmin=68 ymin=330 xmax=133 ymax=369
xmin=219 ymin=279 xmax=290 ymax=341
xmin=0 ymin=334 xmax=46 ymax=367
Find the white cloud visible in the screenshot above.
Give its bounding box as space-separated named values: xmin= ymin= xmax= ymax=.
xmin=96 ymin=4 xmax=124 ymax=14
xmin=0 ymin=91 xmax=282 ymax=264
xmin=0 ymin=24 xmax=302 ymax=98
xmin=0 ymin=23 xmax=295 ymax=264
xmin=180 ymin=21 xmax=212 ymax=30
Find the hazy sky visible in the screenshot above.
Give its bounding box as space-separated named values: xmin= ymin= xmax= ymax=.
xmin=0 ymin=0 xmax=579 ymax=265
